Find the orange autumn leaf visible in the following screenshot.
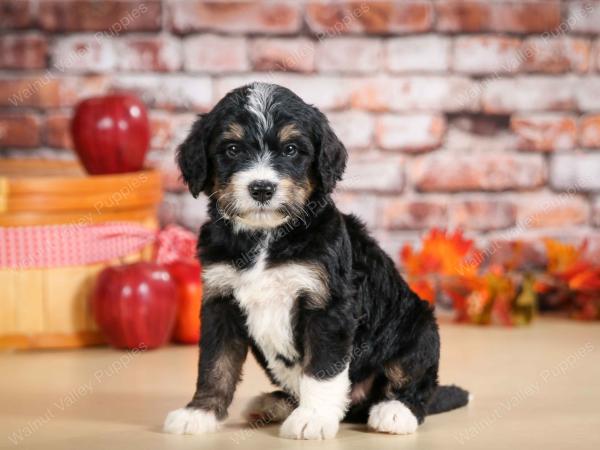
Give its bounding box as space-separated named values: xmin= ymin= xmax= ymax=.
xmin=544 ymin=239 xmax=580 ymax=273
xmin=544 ymin=239 xmax=600 ymax=293
xmin=401 ymin=229 xmax=479 ymax=278
xmin=409 ymin=278 xmax=436 ymax=304
xmin=567 ymin=267 xmax=600 ymax=292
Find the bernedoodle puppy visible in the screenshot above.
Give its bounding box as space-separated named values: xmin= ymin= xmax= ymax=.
xmin=164 ymin=82 xmax=469 ymax=440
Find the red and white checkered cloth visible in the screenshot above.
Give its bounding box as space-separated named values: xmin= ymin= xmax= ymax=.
xmin=0 ymin=222 xmax=197 ymax=269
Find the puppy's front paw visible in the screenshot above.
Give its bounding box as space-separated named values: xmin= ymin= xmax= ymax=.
xmin=368 ymin=400 xmax=418 ymax=435
xmin=279 ymin=407 xmax=339 ymax=440
xmin=163 ymin=407 xmax=220 ymax=435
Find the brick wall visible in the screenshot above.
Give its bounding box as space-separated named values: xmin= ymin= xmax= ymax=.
xmin=2 ymin=0 xmax=600 ymax=259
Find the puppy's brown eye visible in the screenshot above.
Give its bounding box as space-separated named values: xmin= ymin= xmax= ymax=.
xmin=283 ymin=143 xmax=298 ymax=157
xmin=226 ymin=144 xmax=240 ymax=158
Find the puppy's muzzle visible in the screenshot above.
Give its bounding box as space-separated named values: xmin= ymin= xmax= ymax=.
xmin=248 ymin=180 xmax=277 ymax=204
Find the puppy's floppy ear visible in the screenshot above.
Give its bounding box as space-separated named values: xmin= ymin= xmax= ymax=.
xmin=314 ymin=111 xmax=348 ymax=194
xmin=177 ymin=113 xmax=215 ymax=198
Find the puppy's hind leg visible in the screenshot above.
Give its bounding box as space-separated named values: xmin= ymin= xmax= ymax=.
xmin=243 ymin=391 xmax=296 ymax=425
xmin=367 ymin=363 xmax=438 ymax=435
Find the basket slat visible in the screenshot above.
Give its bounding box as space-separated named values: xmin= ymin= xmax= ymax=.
xmin=8 ymin=189 xmax=162 ymax=213
xmin=45 ymin=266 xmax=92 ymax=333
xmin=0 ymin=209 xmax=158 ymax=227
xmin=0 ymin=269 xmax=17 ymax=333
xmin=14 ymin=269 xmax=45 ymax=334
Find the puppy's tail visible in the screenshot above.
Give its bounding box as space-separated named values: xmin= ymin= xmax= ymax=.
xmin=426 ymin=385 xmax=470 ymax=415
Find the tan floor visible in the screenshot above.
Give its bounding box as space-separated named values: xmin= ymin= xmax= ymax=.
xmin=1 ymin=319 xmax=599 ymax=450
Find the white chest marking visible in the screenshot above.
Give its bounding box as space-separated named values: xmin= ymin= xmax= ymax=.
xmin=202 ymin=249 xmax=328 ymax=394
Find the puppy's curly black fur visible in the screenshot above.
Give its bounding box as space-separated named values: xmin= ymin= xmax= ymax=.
xmin=164 ymin=82 xmax=468 ymax=439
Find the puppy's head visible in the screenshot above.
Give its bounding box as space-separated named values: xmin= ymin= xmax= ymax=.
xmin=177 ymin=82 xmax=347 ymax=230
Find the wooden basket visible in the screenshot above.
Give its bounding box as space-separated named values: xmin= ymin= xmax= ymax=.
xmin=0 ymin=159 xmax=163 ymax=350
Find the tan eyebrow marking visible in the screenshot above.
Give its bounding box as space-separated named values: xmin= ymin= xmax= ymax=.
xmin=278 ymin=124 xmax=300 ymax=141
xmin=222 ymin=123 xmax=244 ymax=140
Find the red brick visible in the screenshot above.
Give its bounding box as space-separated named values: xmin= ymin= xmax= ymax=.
xmin=412 ymin=153 xmax=546 ymax=192
xmin=576 ymin=77 xmax=600 ymax=111
xmin=350 ymin=76 xmax=478 ymax=112
xmin=0 ymin=75 xmax=109 ymax=108
xmin=216 ymin=74 xmax=349 ymax=111
xmin=580 ymin=114 xmax=600 ymax=149
xmin=61 ymin=76 xmax=111 ymax=106
xmin=339 ymin=153 xmax=404 ymax=193
xmin=510 ymin=114 xmax=577 ymax=152
xmin=117 ymin=35 xmax=182 ymax=72
xmin=0 ymin=113 xmax=40 ymax=148
xmin=154 ymin=158 xmax=186 ymax=193
xmin=482 ymin=77 xmax=576 ymax=114
xmin=39 ymin=0 xmax=161 ymax=32
xmin=332 ymin=192 xmax=378 ymax=229
xmin=379 ymin=198 xmax=447 ymax=230
xmin=149 ymin=112 xmax=175 ymax=151
xmin=452 ymin=36 xmax=522 ymax=75
xmin=149 ymin=112 xmax=195 ymax=152
xmin=444 ymin=128 xmax=516 ymax=154
xmin=449 ymin=200 xmax=516 ymax=231
xmin=394 ymin=77 xmax=477 ymax=112
xmin=169 ymin=1 xmax=301 ymax=34
xmin=328 ymin=111 xmax=374 ymax=150
xmin=0 ymin=34 xmax=47 ymax=69
xmin=550 ymin=154 xmax=600 ymax=192
xmin=517 ymin=195 xmax=590 ymax=228
xmin=437 ymin=0 xmax=560 ymax=33
xmin=385 ymin=35 xmax=450 ymax=73
xmin=566 ymin=1 xmax=600 ymax=33
xmin=375 ymin=114 xmax=445 ymax=152
xmin=375 ymin=231 xmax=422 ymax=262
xmin=111 ymin=74 xmax=212 ymax=111
xmin=445 ymin=117 xmax=518 ymax=152
xmin=158 ymin=192 xmax=182 ymax=226
xmin=51 ymin=36 xmax=116 ymax=73
xmin=249 ymin=38 xmax=315 ymax=73
xmin=521 ymin=37 xmax=591 ymax=74
xmin=0 ymin=0 xmax=34 ymax=29
xmin=183 ymin=34 xmax=248 ymax=73
xmin=305 ymin=1 xmax=432 ymax=34
xmin=349 ymin=76 xmax=390 ymax=112
xmin=171 ymin=113 xmax=197 ymax=151
xmin=489 ymin=1 xmax=561 ymax=33
xmin=43 ymin=112 xmax=73 ymax=149
xmin=317 ymin=37 xmax=382 ymax=73
xmin=435 ymin=0 xmax=491 ymax=32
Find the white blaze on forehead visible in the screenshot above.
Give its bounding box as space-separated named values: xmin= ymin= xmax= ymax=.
xmin=246 ymin=82 xmax=276 ymax=133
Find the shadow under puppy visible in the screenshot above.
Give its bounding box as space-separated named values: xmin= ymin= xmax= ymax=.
xmin=164 ymin=82 xmax=469 ymax=440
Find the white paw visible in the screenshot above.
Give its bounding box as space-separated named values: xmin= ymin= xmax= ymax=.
xmin=368 ymin=400 xmax=418 ymax=435
xmin=163 ymin=407 xmax=220 ymax=435
xmin=279 ymin=407 xmax=339 ymax=440
xmin=243 ymin=392 xmax=294 ymax=424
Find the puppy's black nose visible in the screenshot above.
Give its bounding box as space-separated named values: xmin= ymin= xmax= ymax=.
xmin=248 ymin=180 xmax=276 ymax=203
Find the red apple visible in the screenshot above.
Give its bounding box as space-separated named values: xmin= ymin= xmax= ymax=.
xmin=167 ymin=260 xmax=202 ymax=344
xmin=71 ymin=94 xmax=150 ymax=174
xmin=91 ymin=262 xmax=177 ymax=350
